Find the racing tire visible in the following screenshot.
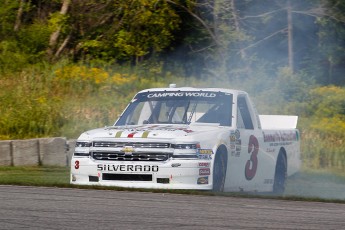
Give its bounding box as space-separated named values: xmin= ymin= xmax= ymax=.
xmin=273 ymin=152 xmax=287 ymax=195
xmin=212 ymin=147 xmax=228 ymax=192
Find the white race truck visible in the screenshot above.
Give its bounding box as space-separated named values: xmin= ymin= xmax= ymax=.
xmin=71 ymin=86 xmax=301 ymax=193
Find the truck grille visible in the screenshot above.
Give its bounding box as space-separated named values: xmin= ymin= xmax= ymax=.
xmin=92 ymin=141 xmax=170 ymax=148
xmin=91 ymin=152 xmax=171 ymax=161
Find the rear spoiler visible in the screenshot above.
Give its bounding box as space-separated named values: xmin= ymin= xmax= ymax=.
xmin=259 ymin=115 xmax=298 ymax=129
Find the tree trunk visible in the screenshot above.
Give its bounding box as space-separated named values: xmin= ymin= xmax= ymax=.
xmin=47 ymin=0 xmax=71 ymax=58
xmin=14 ymin=0 xmax=25 ymax=32
xmin=54 ymin=33 xmax=72 ymax=58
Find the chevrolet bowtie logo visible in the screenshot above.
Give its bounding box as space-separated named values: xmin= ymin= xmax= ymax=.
xmin=122 ymin=146 xmax=134 ymax=155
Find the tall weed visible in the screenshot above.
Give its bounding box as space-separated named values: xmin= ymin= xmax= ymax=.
xmin=0 ymin=70 xmax=64 ymax=139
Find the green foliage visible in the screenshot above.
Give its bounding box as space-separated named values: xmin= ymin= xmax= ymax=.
xmin=0 ymin=0 xmax=19 ymax=37
xmin=48 ymin=11 xmax=70 ymax=33
xmin=65 ymin=0 xmax=182 ymax=62
xmin=0 ymin=7 xmax=52 ymax=71
xmin=296 ymin=86 xmax=345 ymax=170
xmin=0 ymin=20 xmax=52 ymax=72
xmin=308 ymin=86 xmax=345 ymax=118
xmin=39 ymin=61 xmax=169 ymax=137
xmin=0 ymin=71 xmax=64 ymax=139
xmin=112 ymin=0 xmax=181 ymax=62
xmin=302 ymin=130 xmax=345 ymax=170
xmin=18 ymin=21 xmax=52 ymax=58
xmin=0 ymin=41 xmax=29 ymax=72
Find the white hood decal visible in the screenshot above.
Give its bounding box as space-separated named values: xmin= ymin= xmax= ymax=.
xmin=85 ymin=124 xmax=221 ymax=140
xmin=112 ymin=125 xmax=194 ymax=139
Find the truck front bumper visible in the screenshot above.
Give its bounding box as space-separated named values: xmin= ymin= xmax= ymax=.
xmin=70 ymin=157 xmax=213 ymax=190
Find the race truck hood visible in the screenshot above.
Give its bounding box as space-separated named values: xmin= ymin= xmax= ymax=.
xmin=79 ymin=123 xmax=223 ymax=141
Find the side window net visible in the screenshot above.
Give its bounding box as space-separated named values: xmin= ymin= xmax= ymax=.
xmin=237 ymin=96 xmax=254 ymax=129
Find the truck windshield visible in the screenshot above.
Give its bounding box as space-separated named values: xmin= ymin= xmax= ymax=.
xmin=115 ymin=91 xmax=233 ymax=126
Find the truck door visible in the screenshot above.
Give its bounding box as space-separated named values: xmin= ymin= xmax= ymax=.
xmin=226 ymin=94 xmax=263 ymax=191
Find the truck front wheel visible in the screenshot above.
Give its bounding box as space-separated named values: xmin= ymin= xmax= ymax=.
xmin=212 ymin=147 xmax=228 ymax=192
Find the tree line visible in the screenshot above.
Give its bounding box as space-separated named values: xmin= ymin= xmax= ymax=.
xmin=1 ymin=0 xmax=345 ymax=85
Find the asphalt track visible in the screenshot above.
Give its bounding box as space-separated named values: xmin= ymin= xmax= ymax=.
xmin=0 ymin=185 xmax=344 ymax=230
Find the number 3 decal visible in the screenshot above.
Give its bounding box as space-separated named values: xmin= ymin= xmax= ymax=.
xmin=75 ymin=160 xmax=80 ymax=170
xmin=245 ymin=135 xmax=259 ymax=180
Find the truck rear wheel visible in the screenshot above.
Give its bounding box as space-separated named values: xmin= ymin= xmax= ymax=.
xmin=212 ymin=147 xmax=227 ymax=192
xmin=273 ymin=151 xmax=287 ymax=195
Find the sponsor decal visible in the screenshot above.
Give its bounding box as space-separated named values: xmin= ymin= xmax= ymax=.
xmin=171 ymin=163 xmax=181 ymax=167
xmin=198 ymin=149 xmax=213 ymax=160
xmin=198 ymin=162 xmax=210 ymax=168
xmin=263 ymin=131 xmax=297 ymax=143
xmin=197 ymin=176 xmax=209 ymax=185
xmin=147 ymin=92 xmax=217 ymax=98
xmin=230 ymin=130 xmax=241 ymax=157
xmin=199 ymin=168 xmax=210 ymax=176
xmin=97 ymin=164 xmax=159 ymax=172
xmin=269 ymin=142 xmax=292 ymax=147
xmin=234 ymin=129 xmax=241 ymax=139
xmin=235 ymin=139 xmax=241 ymax=157
xmin=266 ymin=148 xmax=275 ymax=153
xmin=198 ymin=149 xmax=213 ymax=155
xmin=199 ymin=155 xmax=212 ymax=160
xmin=235 ymin=145 xmax=241 ymax=152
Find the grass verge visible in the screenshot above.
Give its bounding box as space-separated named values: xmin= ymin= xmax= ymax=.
xmin=0 ymin=166 xmax=70 ymax=186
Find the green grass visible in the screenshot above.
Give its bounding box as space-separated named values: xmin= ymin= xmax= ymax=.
xmin=0 ymin=166 xmax=344 ymax=203
xmin=0 ymin=166 xmax=70 ymax=186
